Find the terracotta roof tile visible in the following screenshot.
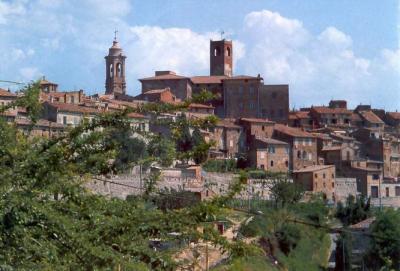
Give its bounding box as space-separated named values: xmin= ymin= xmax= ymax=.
xmin=188 ymin=103 xmax=214 ymax=109
xmin=387 ymin=112 xmax=400 ymax=120
xmin=46 ymin=102 xmax=100 ymax=114
xmin=359 ymin=110 xmax=384 ymax=124
xmin=0 ymin=88 xmax=16 ymax=97
xmin=293 ymin=165 xmax=334 ymax=173
xmin=190 ymin=76 xmax=227 ymax=84
xmin=274 ymin=124 xmax=315 ymax=138
xmin=240 ymin=118 xmax=275 ymax=124
xmin=311 ymin=106 xmax=352 ymax=114
xmin=139 ymin=73 xmax=188 ymax=81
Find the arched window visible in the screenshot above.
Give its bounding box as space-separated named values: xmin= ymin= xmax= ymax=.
xmin=297 ymin=150 xmax=301 ymax=158
xmin=214 ymin=47 xmax=221 ymax=56
xmin=226 ymin=47 xmax=231 ymax=57
xmin=109 ymin=64 xmax=114 ymax=78
xmin=117 ymin=63 xmax=122 ymax=77
xmin=270 ymin=160 xmax=274 ymax=167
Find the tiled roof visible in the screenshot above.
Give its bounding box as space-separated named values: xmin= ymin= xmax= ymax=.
xmin=349 ymin=217 xmax=375 ymax=230
xmin=188 ymin=103 xmax=214 ymax=109
xmin=127 ymin=112 xmax=146 ymax=119
xmin=0 ymin=88 xmax=16 ymax=97
xmin=139 ymin=73 xmax=188 ymax=81
xmin=359 ymin=110 xmax=384 ymax=124
xmin=256 ymin=137 xmax=288 ymax=145
xmin=240 ymin=118 xmax=275 ymax=124
xmin=216 ymin=119 xmax=241 ymax=129
xmin=39 ymin=79 xmax=57 ymax=85
xmin=16 ymin=118 xmax=65 ymax=128
xmin=351 ymin=113 xmax=362 ymax=121
xmin=144 ymin=88 xmax=170 ymax=94
xmin=274 ymin=124 xmax=315 ymax=138
xmin=190 ymin=76 xmax=227 ymax=84
xmin=46 ymin=102 xmax=100 ymax=114
xmin=223 ymin=75 xmax=262 ymax=80
xmin=311 ymin=106 xmax=352 ymax=114
xmin=311 ymin=133 xmax=332 ymax=140
xmin=293 ymin=165 xmax=334 ymax=173
xmin=387 ymin=112 xmax=400 ymax=120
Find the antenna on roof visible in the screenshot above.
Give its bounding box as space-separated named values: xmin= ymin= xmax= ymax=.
xmin=220 ymin=30 xmax=225 ymax=40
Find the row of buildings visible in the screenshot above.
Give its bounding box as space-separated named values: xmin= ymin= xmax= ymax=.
xmin=1 ymin=36 xmax=400 ymax=205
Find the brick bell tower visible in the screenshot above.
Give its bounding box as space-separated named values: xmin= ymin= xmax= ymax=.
xmin=105 ymin=31 xmax=126 ymax=95
xmin=210 ymin=39 xmax=233 ymax=77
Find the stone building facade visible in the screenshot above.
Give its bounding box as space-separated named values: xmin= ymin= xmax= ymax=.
xmin=293 ymin=165 xmax=336 ymax=201
xmin=248 ymin=137 xmax=289 ymax=172
xmin=273 ymin=124 xmax=317 ymax=171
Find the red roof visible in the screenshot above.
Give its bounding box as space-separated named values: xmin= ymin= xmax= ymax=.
xmin=311 ymin=106 xmax=352 ymax=114
xmin=289 ymin=111 xmax=310 ymax=119
xmin=0 ymin=88 xmax=16 ymax=97
xmin=190 ymin=76 xmax=227 ymax=84
xmin=359 ymin=110 xmax=384 ymax=124
xmin=223 ymin=75 xmax=262 ymax=81
xmin=274 ymin=124 xmax=315 ymax=138
xmin=188 ymin=103 xmax=214 ymax=109
xmin=240 ymin=118 xmax=275 ymax=124
xmin=46 ymin=102 xmax=100 ymax=114
xmin=139 ymin=73 xmax=188 ymax=81
xmin=216 ymin=119 xmax=241 ymax=129
xmin=388 ymin=112 xmax=400 ymax=120
xmin=127 ymin=112 xmax=146 ymax=119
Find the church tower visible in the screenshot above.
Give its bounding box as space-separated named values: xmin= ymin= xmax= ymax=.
xmin=210 ymin=39 xmax=233 ymax=77
xmin=105 ymin=32 xmax=126 ymax=95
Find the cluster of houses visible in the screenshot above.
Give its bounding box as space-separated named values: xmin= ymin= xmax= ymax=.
xmin=1 ymin=36 xmax=399 ymax=206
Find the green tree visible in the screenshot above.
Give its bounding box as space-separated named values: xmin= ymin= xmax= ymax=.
xmin=365 ymin=209 xmax=400 ymax=270
xmin=335 ymin=231 xmax=352 ymax=271
xmin=148 ymin=135 xmax=176 ymax=167
xmin=268 ymin=178 xmax=304 ymax=208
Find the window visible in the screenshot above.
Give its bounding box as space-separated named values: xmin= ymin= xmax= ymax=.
xmin=226 ymin=47 xmax=231 ymax=57
xmin=314 ymin=173 xmax=318 ymax=178
xmin=109 ymin=64 xmax=114 ymax=78
xmin=285 ymin=161 xmax=289 ymax=167
xmin=214 ymin=47 xmax=221 ymax=56
xmin=386 ymin=187 xmax=390 ymax=197
xmin=332 ymin=182 xmax=335 ymax=188
xmin=395 ymin=186 xmax=400 ymax=196
xmin=297 ymin=150 xmax=301 ymax=158
xmin=117 ymin=63 xmax=122 ymax=77
xmin=302 ymin=151 xmax=307 ymax=159
xmin=268 ymin=146 xmax=275 ymax=154
xmin=70 ymin=96 xmax=75 ymax=104
xmin=270 ymin=160 xmax=274 ymax=167
xmin=372 ymin=174 xmax=380 ymax=180
xmin=260 ymin=164 xmax=265 ymax=170
xmin=371 ymin=186 xmax=379 ymax=198
xmin=323 ymin=173 xmax=326 ymax=179
xmin=63 ymin=116 xmax=67 ymax=125
xmin=262 ymin=125 xmax=265 ymax=131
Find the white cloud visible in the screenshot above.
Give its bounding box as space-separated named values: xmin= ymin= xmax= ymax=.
xmin=238 ymin=10 xmax=385 ymax=108
xmin=0 ymin=0 xmax=26 ymax=24
xmin=19 ymin=67 xmax=42 ymax=80
xmin=124 ymin=26 xmax=245 ymax=81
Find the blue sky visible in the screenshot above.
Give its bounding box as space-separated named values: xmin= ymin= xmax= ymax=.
xmin=0 ymin=0 xmax=399 ymax=110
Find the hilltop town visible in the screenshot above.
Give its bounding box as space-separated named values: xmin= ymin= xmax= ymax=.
xmin=1 ymin=36 xmax=399 ymax=208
